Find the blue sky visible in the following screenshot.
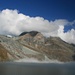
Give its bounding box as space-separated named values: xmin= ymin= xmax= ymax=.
xmin=0 ymin=0 xmax=75 ymax=31
xmin=0 ymin=0 xmax=75 ymax=21
xmin=0 ymin=0 xmax=75 ymax=44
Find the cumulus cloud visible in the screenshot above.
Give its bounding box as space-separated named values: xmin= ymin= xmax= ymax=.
xmin=0 ymin=9 xmax=75 ymax=44
xmin=58 ymin=26 xmax=75 ymax=44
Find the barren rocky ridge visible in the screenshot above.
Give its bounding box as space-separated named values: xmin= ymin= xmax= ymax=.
xmin=0 ymin=31 xmax=75 ymax=62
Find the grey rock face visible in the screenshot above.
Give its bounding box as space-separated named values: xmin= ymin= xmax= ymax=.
xmin=0 ymin=31 xmax=75 ymax=62
xmin=0 ymin=34 xmax=46 ymax=61
xmin=18 ymin=32 xmax=75 ymax=62
xmin=19 ymin=31 xmax=39 ymax=37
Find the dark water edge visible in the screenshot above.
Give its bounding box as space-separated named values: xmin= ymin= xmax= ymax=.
xmin=0 ymin=62 xmax=75 ymax=75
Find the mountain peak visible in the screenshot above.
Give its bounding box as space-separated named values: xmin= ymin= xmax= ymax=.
xmin=0 ymin=31 xmax=75 ymax=62
xmin=19 ymin=31 xmax=39 ymax=37
xmin=29 ymin=31 xmax=39 ymax=37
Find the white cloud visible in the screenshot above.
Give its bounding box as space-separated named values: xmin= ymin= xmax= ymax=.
xmin=58 ymin=26 xmax=75 ymax=44
xmin=0 ymin=9 xmax=75 ymax=44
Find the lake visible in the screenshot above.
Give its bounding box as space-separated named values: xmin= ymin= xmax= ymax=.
xmin=0 ymin=62 xmax=75 ymax=75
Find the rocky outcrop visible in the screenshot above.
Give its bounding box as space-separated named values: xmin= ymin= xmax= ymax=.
xmin=0 ymin=35 xmax=46 ymax=61
xmin=19 ymin=31 xmax=39 ymax=37
xmin=0 ymin=44 xmax=9 ymax=61
xmin=18 ymin=32 xmax=75 ymax=62
xmin=19 ymin=31 xmax=45 ymax=48
xmin=0 ymin=31 xmax=75 ymax=62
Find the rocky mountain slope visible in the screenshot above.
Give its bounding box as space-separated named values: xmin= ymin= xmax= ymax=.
xmin=0 ymin=31 xmax=75 ymax=62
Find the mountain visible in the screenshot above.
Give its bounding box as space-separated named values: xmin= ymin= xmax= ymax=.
xmin=19 ymin=31 xmax=39 ymax=37
xmin=0 ymin=31 xmax=75 ymax=62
